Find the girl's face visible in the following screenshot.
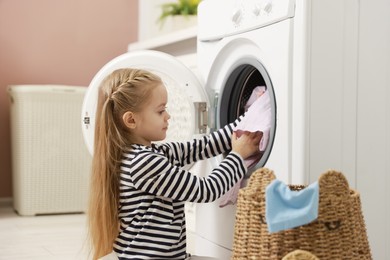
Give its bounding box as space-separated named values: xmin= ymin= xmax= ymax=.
xmin=130 ymin=84 xmax=170 ymax=146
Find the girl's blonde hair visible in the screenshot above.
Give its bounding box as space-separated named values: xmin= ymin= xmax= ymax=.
xmin=88 ymin=68 xmax=162 ymax=259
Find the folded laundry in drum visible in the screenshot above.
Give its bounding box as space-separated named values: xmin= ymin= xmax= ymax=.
xmin=219 ymin=86 xmax=272 ymax=207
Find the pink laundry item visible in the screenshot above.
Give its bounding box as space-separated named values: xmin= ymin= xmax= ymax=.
xmin=245 ymin=86 xmax=266 ymax=110
xmin=219 ymin=86 xmax=272 ymax=207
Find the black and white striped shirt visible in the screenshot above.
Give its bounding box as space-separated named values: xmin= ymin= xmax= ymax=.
xmin=113 ymin=122 xmax=246 ymax=259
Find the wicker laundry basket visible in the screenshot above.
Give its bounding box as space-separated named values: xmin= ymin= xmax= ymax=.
xmin=232 ymin=168 xmax=372 ymax=260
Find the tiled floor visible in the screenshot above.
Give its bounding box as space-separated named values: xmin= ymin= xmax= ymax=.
xmin=0 ymin=199 xmax=90 ymax=260
xmin=0 ymin=199 xmax=199 ymax=260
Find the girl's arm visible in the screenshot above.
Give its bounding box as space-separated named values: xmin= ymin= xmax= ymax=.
xmin=123 ymin=150 xmax=246 ymax=203
xmin=159 ymin=117 xmax=242 ymax=166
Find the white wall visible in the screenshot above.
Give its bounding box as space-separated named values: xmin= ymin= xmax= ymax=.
xmin=138 ymin=0 xmax=182 ymax=41
xmin=298 ymin=0 xmax=390 ymax=257
xmin=357 ymin=0 xmax=390 ymax=258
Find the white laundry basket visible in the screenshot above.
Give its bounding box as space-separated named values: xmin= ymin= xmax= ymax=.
xmin=8 ymin=85 xmax=92 ymax=216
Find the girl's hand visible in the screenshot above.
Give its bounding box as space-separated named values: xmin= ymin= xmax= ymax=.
xmin=231 ymin=131 xmax=263 ymax=159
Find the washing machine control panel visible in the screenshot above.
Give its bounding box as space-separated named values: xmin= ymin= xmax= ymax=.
xmin=233 ymin=0 xmax=273 ymax=23
xmin=231 ymin=7 xmax=243 ymax=24
xmin=231 ymin=0 xmax=288 ymax=27
xmin=198 ymin=0 xmax=295 ymax=41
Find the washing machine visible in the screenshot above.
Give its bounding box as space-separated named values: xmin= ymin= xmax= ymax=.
xmin=190 ymin=0 xmax=295 ymax=257
xmin=191 ymin=0 xmax=360 ymax=258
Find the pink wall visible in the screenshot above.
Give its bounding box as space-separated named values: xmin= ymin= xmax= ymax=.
xmin=0 ymin=0 xmax=138 ymax=198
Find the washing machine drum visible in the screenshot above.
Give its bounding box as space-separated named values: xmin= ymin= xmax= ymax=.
xmin=219 ymin=64 xmax=276 ymax=171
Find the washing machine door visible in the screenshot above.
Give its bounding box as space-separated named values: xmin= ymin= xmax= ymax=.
xmin=203 ymin=40 xmax=278 ymax=178
xmin=81 ymin=50 xmax=209 ymax=155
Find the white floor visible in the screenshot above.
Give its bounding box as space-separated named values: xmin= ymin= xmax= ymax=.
xmin=0 ymin=199 xmax=200 ymax=260
xmin=0 ymin=199 xmax=90 ymax=260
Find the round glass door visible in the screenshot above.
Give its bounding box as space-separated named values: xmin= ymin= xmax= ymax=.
xmin=219 ymin=62 xmax=276 ymax=175
xmin=81 ymin=50 xmax=209 ymax=155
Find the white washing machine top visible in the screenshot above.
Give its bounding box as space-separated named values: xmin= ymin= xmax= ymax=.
xmin=81 ymin=50 xmax=209 ymax=155
xmin=198 ymin=0 xmax=295 ymax=41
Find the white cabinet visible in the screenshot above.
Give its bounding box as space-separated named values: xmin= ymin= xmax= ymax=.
xmin=128 ymin=26 xmax=197 ymax=56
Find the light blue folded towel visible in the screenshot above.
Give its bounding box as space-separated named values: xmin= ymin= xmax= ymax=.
xmin=265 ymin=179 xmax=319 ymax=233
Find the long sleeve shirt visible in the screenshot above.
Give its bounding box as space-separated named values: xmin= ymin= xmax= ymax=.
xmin=113 ymin=122 xmax=246 ymax=259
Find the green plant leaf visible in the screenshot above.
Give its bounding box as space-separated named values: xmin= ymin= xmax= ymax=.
xmin=156 ymin=0 xmax=201 ymax=27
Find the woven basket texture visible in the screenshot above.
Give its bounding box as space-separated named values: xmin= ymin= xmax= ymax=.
xmin=232 ymin=168 xmax=372 ymax=260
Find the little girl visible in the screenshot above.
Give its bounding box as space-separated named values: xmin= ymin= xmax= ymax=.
xmin=88 ymin=68 xmax=262 ymax=260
